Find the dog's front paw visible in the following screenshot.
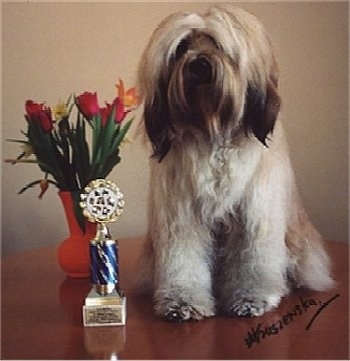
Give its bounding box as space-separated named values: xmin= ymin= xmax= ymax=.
xmin=155 ymin=298 xmax=214 ymax=322
xmin=164 ymin=302 xmax=204 ymax=322
xmin=226 ymin=294 xmax=281 ymax=318
xmin=229 ymin=298 xmax=266 ymax=317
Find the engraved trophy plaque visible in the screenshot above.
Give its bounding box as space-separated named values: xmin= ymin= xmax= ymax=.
xmin=80 ymin=179 xmax=126 ymax=327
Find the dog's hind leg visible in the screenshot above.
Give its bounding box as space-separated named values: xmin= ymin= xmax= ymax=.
xmin=286 ymin=204 xmax=335 ymax=291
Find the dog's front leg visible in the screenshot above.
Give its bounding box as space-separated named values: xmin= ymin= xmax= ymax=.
xmin=151 ymin=217 xmax=215 ymax=322
xmin=217 ymin=200 xmax=290 ymax=317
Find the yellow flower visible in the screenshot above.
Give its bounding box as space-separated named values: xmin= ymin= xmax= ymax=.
xmin=120 ymin=136 xmax=132 ymax=147
xmin=116 ymin=79 xmax=139 ymax=108
xmin=52 ymin=100 xmax=69 ymax=121
xmin=5 ymin=143 xmax=34 ymax=164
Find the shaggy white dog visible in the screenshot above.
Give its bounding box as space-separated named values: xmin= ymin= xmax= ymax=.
xmin=137 ymin=5 xmax=334 ymax=321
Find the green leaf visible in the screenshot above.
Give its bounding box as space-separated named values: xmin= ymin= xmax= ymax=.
xmin=96 ymin=109 xmax=117 ymax=176
xmin=99 ymin=151 xmax=121 ymax=179
xmin=66 ymin=94 xmax=73 ymax=110
xmin=111 ymin=119 xmax=133 ymax=151
xmin=91 ymin=114 xmax=102 ymax=162
xmin=6 ymin=139 xmax=30 ymax=144
xmin=93 ymin=117 xmax=133 ymax=178
xmin=70 ymin=115 xmax=90 ymax=188
xmin=5 ymin=158 xmax=38 ymax=164
xmin=100 ymin=108 xmax=117 ymax=160
xmin=26 ymin=121 xmax=68 ymax=188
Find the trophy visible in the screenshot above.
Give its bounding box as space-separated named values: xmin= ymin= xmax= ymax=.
xmin=80 ymin=179 xmax=126 ymax=327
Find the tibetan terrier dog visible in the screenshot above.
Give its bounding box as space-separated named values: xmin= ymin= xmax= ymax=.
xmin=137 ymin=5 xmax=334 ymax=321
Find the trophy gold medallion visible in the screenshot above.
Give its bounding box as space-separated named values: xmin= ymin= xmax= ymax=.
xmin=80 ymin=179 xmax=126 ymax=327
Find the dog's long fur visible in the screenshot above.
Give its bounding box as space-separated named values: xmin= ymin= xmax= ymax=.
xmin=137 ymin=5 xmax=334 ymax=321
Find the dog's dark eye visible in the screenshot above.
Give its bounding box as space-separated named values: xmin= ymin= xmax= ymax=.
xmin=175 ymin=39 xmax=189 ymax=59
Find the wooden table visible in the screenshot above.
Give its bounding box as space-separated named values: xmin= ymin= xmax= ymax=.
xmin=1 ymin=238 xmax=349 ymax=360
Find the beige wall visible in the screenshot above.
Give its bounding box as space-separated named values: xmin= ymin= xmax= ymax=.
xmin=2 ymin=2 xmax=348 ymax=254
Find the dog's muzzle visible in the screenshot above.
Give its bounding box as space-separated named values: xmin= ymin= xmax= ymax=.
xmin=187 ymin=56 xmax=212 ymax=84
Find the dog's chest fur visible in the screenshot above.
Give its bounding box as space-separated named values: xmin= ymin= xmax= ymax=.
xmin=158 ymin=135 xmax=264 ymax=222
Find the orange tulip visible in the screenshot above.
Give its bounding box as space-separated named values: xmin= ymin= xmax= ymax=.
xmin=116 ymin=79 xmax=139 ymax=108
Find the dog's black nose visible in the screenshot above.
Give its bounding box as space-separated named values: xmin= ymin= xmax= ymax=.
xmin=188 ymin=56 xmax=212 ymax=84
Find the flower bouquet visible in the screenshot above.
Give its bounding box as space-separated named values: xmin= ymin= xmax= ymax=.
xmin=6 ymin=79 xmax=139 ymax=232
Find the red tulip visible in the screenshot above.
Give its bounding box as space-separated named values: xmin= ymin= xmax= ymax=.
xmin=25 ymin=100 xmax=43 ymax=116
xmin=25 ymin=100 xmax=53 ymax=133
xmin=100 ymin=98 xmax=129 ymax=125
xmin=76 ymin=92 xmax=100 ymax=119
xmin=100 ymin=104 xmax=110 ymax=127
xmin=114 ymin=97 xmax=129 ymax=123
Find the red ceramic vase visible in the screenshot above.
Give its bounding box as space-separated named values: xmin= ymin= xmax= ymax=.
xmin=57 ymin=191 xmax=96 ymax=278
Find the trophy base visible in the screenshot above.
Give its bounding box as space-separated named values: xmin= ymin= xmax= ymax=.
xmin=83 ymin=289 xmax=126 ymax=327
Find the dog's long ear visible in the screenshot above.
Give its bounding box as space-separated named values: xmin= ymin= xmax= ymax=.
xmin=144 ymin=80 xmax=173 ymax=162
xmin=243 ymin=78 xmax=281 ymax=146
